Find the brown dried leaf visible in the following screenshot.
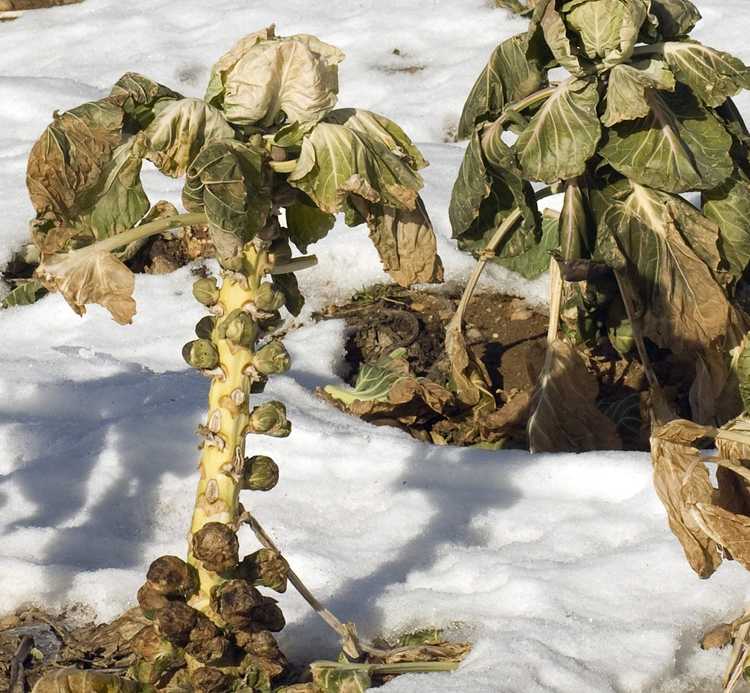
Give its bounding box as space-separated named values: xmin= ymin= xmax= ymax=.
xmin=364 ymin=198 xmax=444 ymax=286
xmin=650 ymin=419 xmax=722 ymax=578
xmin=36 ymin=248 xmax=136 ymax=325
xmin=528 ymin=339 xmax=621 ymax=453
xmin=382 ymin=642 xmax=471 ymax=665
xmin=693 ymin=503 xmax=750 ymax=571
xmin=445 ymin=318 xmax=494 ymax=409
xmin=31 ymin=668 xmax=139 ymax=692
xmin=483 ymin=391 xmax=531 ymax=434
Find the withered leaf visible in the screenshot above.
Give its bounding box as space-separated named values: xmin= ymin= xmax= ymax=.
xmin=650 ymin=419 xmax=721 ymax=578
xmin=362 ymin=197 xmax=444 ymax=286
xmin=36 ymin=247 xmax=136 ymax=325
xmin=528 ymin=339 xmax=621 ymax=453
xmin=693 ymin=503 xmax=750 ymax=571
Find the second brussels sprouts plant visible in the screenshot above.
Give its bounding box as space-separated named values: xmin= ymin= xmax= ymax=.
xmin=20 ymin=26 xmax=444 ymax=692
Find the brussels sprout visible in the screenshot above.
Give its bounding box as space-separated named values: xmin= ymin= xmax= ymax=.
xmin=195 ymin=315 xmax=216 ymax=339
xmin=155 ymin=601 xmax=198 ymax=646
xmin=217 ymin=308 xmax=258 ymax=347
xmin=191 ymin=666 xmax=232 ymax=693
xmin=243 ymin=455 xmax=279 ymax=491
xmin=248 ymin=401 xmax=291 ymax=437
xmin=254 ymin=282 xmax=286 ymax=312
xmin=182 ymin=339 xmax=220 ymax=370
xmin=240 ymin=548 xmax=289 ymax=592
xmin=147 ymin=555 xmax=199 ymax=598
xmin=193 ymin=277 xmax=220 ymax=306
xmin=213 ymin=579 xmax=264 ymax=628
xmin=253 ymin=340 xmax=291 ymax=375
xmin=192 ymin=522 xmax=240 ymax=574
xmin=251 ymin=597 xmax=286 ymax=632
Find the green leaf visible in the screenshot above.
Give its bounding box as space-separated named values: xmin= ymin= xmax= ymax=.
xmin=516 ymin=78 xmax=601 ymax=183
xmin=325 ymin=108 xmax=428 ymax=170
xmin=312 ymin=667 xmax=371 ymax=693
xmin=286 ymin=198 xmax=335 ymax=252
xmin=27 ymin=98 xmax=125 ymax=220
xmin=648 ymin=0 xmax=701 ymax=39
xmin=736 ymin=334 xmax=750 ymax=413
xmin=563 ymin=0 xmax=647 ymax=67
xmin=559 ymin=178 xmax=593 ymax=261
xmin=457 ymin=31 xmax=549 ymax=139
xmin=663 ymin=40 xmax=750 ymax=108
xmin=287 ymin=122 xmax=423 ymax=214
xmin=534 ymin=0 xmax=590 ymax=77
xmin=702 ymin=168 xmax=750 ymax=280
xmin=450 ymin=126 xmax=534 ymax=234
xmin=601 ymin=59 xmax=676 ymax=127
xmin=600 ymin=85 xmax=733 ymax=193
xmin=182 ymin=139 xmax=271 ymax=258
xmin=273 ymin=273 xmax=305 ymax=316
xmin=601 ymin=182 xmax=733 ymax=353
xmin=324 ymin=348 xmax=408 ymax=406
xmin=109 ymin=72 xmax=182 ymax=130
xmin=2 ymin=280 xmax=47 ymax=308
xmin=143 ymin=98 xmax=235 ymax=178
xmin=216 ymin=32 xmax=344 ymax=127
xmin=458 ymin=211 xmax=559 ymax=280
xmin=76 ymin=135 xmax=150 ymax=242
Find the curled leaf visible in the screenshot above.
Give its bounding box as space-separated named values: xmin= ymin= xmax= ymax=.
xmin=35 ymin=246 xmax=136 ymax=325
xmin=357 ymin=197 xmax=444 ymax=286
xmin=601 ymin=59 xmax=676 ymax=127
xmin=457 ymin=31 xmax=549 ymax=139
xmin=600 ymin=85 xmax=733 ymax=193
xmin=528 ymin=339 xmax=621 ymax=452
xmin=287 ymin=122 xmax=423 ymax=214
xmin=217 ymin=32 xmax=344 ymax=126
xmin=144 ymin=98 xmax=234 ymax=178
xmin=663 ymin=40 xmax=750 ymax=108
xmin=650 ymin=419 xmax=721 ymax=577
xmin=648 ymin=0 xmax=701 ymax=39
xmin=109 ymin=72 xmax=183 ymax=129
xmin=692 ymin=503 xmax=750 ymax=572
xmin=182 ymin=139 xmax=271 ymax=259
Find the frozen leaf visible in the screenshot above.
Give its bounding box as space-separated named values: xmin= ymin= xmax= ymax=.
xmin=648 ymin=0 xmax=701 ymax=38
xmin=516 ymin=78 xmax=601 ymax=183
xmin=528 ymin=339 xmax=621 ymax=452
xmin=601 ymin=183 xmax=734 ymax=354
xmin=325 ymin=108 xmax=427 ymax=170
xmin=324 ymin=348 xmax=408 ymax=407
xmin=109 ymin=72 xmax=182 ymax=129
xmin=2 ymin=280 xmax=47 ymax=308
xmin=663 ymin=40 xmax=750 ymax=108
xmin=218 ymin=32 xmax=344 ymax=126
xmin=563 ymin=0 xmax=648 ymax=68
xmin=35 ymin=246 xmax=136 ymax=325
xmin=311 ymin=666 xmax=371 ymax=693
xmin=360 ymin=197 xmax=444 ymax=286
xmin=650 ymin=419 xmax=721 ymax=577
xmin=457 ymin=31 xmax=549 ymax=139
xmin=182 ymin=139 xmax=271 ymax=258
xmin=285 ymin=198 xmax=335 ymax=252
xmin=600 ymin=85 xmax=733 ymax=193
xmin=287 ymin=122 xmax=423 ymax=214
xmin=534 ymin=0 xmax=589 ymax=77
xmin=703 ymin=168 xmax=750 ymax=280
xmin=204 ymin=25 xmax=276 ymax=107
xmin=601 ymin=59 xmax=676 ymax=127
xmin=143 ymin=98 xmax=234 ymax=178
xmin=27 ymin=99 xmax=124 ymax=220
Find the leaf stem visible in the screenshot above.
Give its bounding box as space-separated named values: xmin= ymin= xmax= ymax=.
xmin=495 ymin=85 xmax=560 ymax=128
xmin=311 ymin=660 xmax=461 ymax=675
xmin=632 ymin=43 xmax=666 ymax=57
xmin=240 ymin=511 xmax=369 ymax=659
xmin=269 ymin=159 xmax=298 ymax=173
xmin=90 ymin=212 xmax=207 ymax=255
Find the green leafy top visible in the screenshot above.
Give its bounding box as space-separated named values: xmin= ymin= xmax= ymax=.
xmin=17 ymin=28 xmax=443 ymax=322
xmin=450 ymin=0 xmax=750 ymax=352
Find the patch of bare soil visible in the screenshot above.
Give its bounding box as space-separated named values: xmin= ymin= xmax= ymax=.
xmin=317 ymin=284 xmax=696 ymax=451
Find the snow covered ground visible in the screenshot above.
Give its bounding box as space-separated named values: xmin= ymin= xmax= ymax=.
xmin=1 ymin=1 xmax=750 ymax=691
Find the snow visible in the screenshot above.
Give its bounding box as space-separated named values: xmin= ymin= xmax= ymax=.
xmin=1 ymin=1 xmax=749 ymax=691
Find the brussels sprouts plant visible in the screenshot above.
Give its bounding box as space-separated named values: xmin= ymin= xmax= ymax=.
xmin=449 ymin=0 xmax=750 ymax=452
xmin=19 ymin=26 xmax=443 ymax=692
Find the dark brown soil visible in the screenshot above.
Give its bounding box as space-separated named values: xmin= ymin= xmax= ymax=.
xmin=318 ymin=284 xmax=697 ymax=452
